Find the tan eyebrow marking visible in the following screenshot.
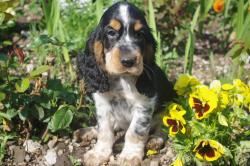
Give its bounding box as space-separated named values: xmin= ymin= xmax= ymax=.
xmin=109 ymin=19 xmax=121 ymax=31
xmin=134 ymin=20 xmax=143 ymax=31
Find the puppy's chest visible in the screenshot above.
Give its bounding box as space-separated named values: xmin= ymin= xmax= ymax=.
xmin=108 ymin=77 xmax=146 ymax=113
xmin=93 ymin=77 xmax=155 ymax=121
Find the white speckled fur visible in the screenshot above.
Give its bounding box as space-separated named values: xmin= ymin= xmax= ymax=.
xmin=84 ymin=76 xmax=156 ymax=165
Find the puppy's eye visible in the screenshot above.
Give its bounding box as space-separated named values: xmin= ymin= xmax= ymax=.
xmin=107 ymin=29 xmax=118 ymax=37
xmin=135 ymin=30 xmax=145 ymax=39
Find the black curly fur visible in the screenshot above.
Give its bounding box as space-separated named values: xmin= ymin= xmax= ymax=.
xmin=77 ymin=28 xmax=109 ymax=94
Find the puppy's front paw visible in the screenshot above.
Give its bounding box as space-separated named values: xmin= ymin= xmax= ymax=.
xmin=146 ymin=136 xmax=164 ymax=150
xmin=83 ymin=149 xmax=111 ymax=166
xmin=73 ymin=127 xmax=97 ymax=144
xmin=118 ymin=153 xmax=142 ymax=166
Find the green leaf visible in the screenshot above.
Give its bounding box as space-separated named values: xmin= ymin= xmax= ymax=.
xmin=0 ymin=12 xmax=5 ymax=25
xmin=48 ymin=105 xmax=75 ymax=132
xmin=226 ymin=44 xmax=243 ymax=59
xmin=18 ymin=109 xmax=29 ymax=121
xmin=0 ymin=92 xmax=6 ymax=101
xmin=236 ymin=0 xmax=244 ymax=38
xmin=0 ymin=112 xmax=10 ymax=120
xmin=240 ymin=141 xmax=250 ymax=152
xmin=218 ymin=113 xmax=228 ymax=126
xmin=15 ymin=78 xmax=30 ymax=93
xmin=6 ymin=109 xmax=18 ymax=119
xmin=33 ymin=105 xmax=44 ymax=120
xmin=29 ymin=65 xmax=50 ymax=77
xmin=0 ymin=0 xmax=19 ymax=11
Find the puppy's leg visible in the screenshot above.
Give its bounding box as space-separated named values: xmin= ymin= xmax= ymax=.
xmin=119 ymin=110 xmax=152 ymax=166
xmin=146 ymin=114 xmax=165 ymax=151
xmin=84 ymin=94 xmax=115 ymax=166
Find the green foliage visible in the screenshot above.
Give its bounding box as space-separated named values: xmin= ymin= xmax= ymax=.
xmin=0 ymin=51 xmax=90 ymax=153
xmin=40 ymin=0 xmax=74 ymax=80
xmin=0 ymin=0 xmax=19 ymax=25
xmin=147 ymin=0 xmax=164 ymax=70
xmin=0 ymin=134 xmax=14 ymax=164
xmin=184 ymin=5 xmax=200 ymax=74
xmin=48 ymin=105 xmax=75 ymax=132
xmin=225 ymin=0 xmax=250 ymax=79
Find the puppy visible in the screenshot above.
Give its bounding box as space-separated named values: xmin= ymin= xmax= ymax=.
xmin=77 ymin=2 xmax=176 ymax=166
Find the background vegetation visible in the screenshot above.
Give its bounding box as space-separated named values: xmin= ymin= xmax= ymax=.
xmin=0 ymin=0 xmax=249 ymax=165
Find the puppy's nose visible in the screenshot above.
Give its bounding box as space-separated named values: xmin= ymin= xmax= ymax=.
xmin=121 ymin=57 xmax=136 ymax=68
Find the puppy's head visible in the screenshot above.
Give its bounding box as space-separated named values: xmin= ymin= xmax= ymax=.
xmin=94 ymin=2 xmax=156 ymax=76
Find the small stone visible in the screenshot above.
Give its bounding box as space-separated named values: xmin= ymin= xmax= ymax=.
xmin=91 ymin=139 xmax=96 ymax=144
xmin=65 ymin=139 xmax=70 ymax=145
xmin=47 ymin=137 xmax=57 ymax=149
xmin=25 ymin=154 xmax=31 ymax=162
xmin=72 ymin=142 xmax=80 ymax=147
xmin=68 ymin=144 xmax=73 ymax=153
xmin=23 ymin=140 xmax=41 ymax=153
xmin=56 ymin=142 xmax=66 ymax=150
xmin=44 ymin=149 xmax=57 ymax=166
xmin=13 ymin=146 xmax=25 ymax=163
xmin=8 ymin=145 xmax=15 ymax=156
xmin=150 ymin=160 xmax=159 ymax=166
xmin=58 ymin=149 xmax=63 ymax=156
xmin=142 ymin=158 xmax=151 ymax=166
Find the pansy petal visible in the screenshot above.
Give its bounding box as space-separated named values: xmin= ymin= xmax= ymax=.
xmin=169 ymin=126 xmax=178 ymax=136
xmin=163 ymin=116 xmax=172 ymax=126
xmin=204 ymin=150 xmax=220 ymax=162
xmin=193 ymin=140 xmax=204 ymax=152
xmin=195 ymin=151 xmax=205 ymax=160
xmin=179 ymin=122 xmax=186 ymax=134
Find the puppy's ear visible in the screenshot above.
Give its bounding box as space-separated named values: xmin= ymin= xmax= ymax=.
xmin=144 ymin=31 xmax=157 ymax=65
xmin=77 ymin=27 xmax=109 ymax=94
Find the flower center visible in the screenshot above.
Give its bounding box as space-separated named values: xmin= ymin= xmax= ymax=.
xmin=193 ymin=98 xmax=210 ymax=117
xmin=198 ymin=144 xmax=215 ymax=158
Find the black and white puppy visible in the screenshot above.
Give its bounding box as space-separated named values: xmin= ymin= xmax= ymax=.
xmin=77 ymin=1 xmax=176 ymax=166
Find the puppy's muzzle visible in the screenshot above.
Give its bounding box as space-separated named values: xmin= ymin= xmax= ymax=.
xmin=119 ymin=46 xmax=138 ymax=68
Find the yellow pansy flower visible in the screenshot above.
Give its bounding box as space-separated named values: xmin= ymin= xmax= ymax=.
xmin=146 ymin=149 xmax=158 ymax=156
xmin=233 ymin=79 xmax=250 ymax=99
xmin=193 ymin=139 xmax=224 ymax=161
xmin=163 ymin=103 xmax=186 ymax=137
xmin=171 ymin=157 xmax=183 ymax=166
xmin=189 ymin=86 xmax=218 ymax=120
xmin=210 ymin=80 xmax=229 ymax=109
xmin=222 ymin=83 xmax=234 ymax=91
xmin=174 ymin=74 xmax=200 ymax=96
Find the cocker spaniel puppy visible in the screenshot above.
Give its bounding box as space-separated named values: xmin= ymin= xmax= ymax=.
xmin=77 ymin=1 xmax=176 ymax=166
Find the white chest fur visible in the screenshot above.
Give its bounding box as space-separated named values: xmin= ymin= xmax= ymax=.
xmin=92 ymin=77 xmax=156 ymax=130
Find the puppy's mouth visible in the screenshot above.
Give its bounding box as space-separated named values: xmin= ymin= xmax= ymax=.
xmin=120 ymin=66 xmax=143 ymax=76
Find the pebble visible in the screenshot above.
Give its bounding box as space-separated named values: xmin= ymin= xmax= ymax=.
xmin=13 ymin=146 xmax=25 ymax=163
xmin=58 ymin=149 xmax=63 ymax=156
xmin=91 ymin=139 xmax=96 ymax=144
xmin=44 ymin=149 xmax=57 ymax=166
xmin=68 ymin=144 xmax=74 ymax=153
xmin=150 ymin=160 xmax=159 ymax=166
xmin=25 ymin=154 xmax=31 ymax=162
xmin=47 ymin=137 xmax=57 ymax=149
xmin=23 ymin=140 xmax=41 ymax=153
